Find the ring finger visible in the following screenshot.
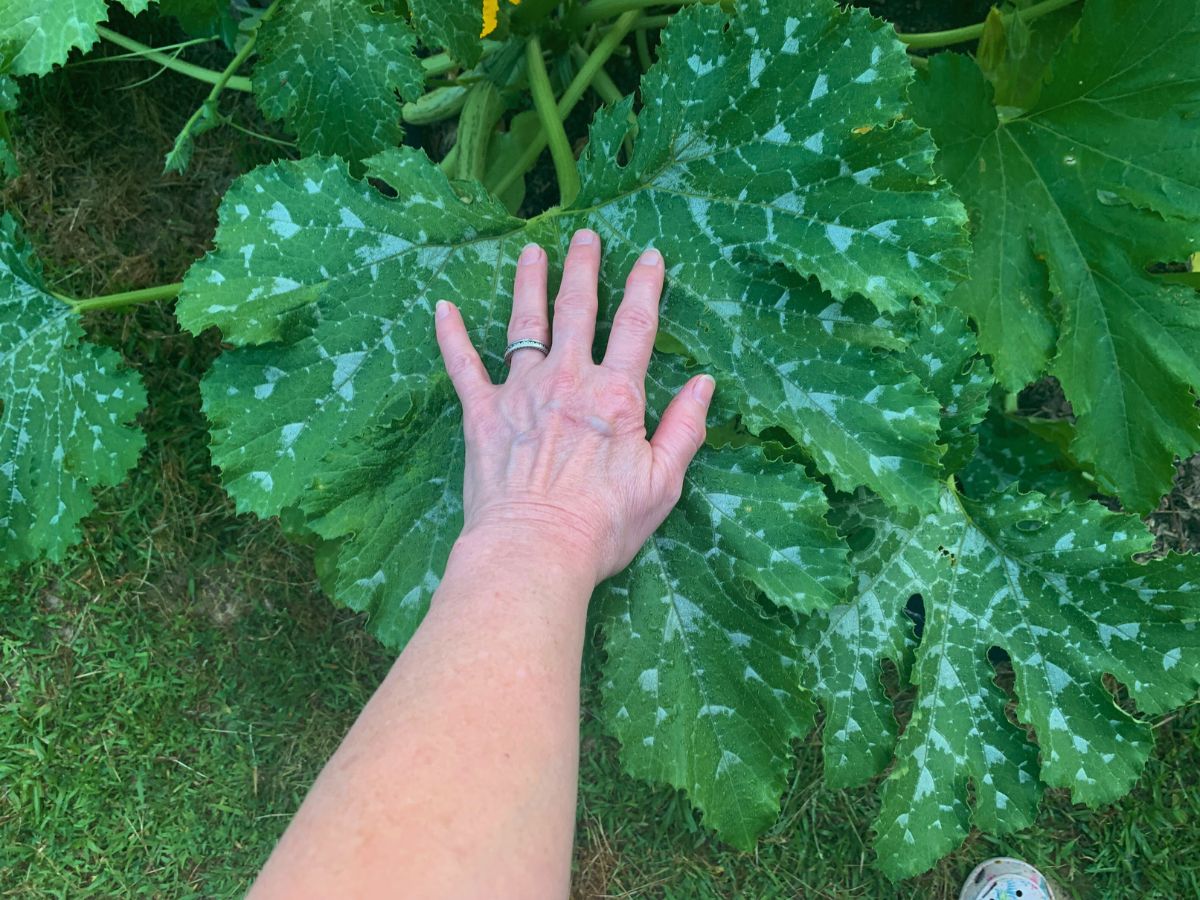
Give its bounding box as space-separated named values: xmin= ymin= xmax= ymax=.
xmin=506 ymin=241 xmax=551 ymax=378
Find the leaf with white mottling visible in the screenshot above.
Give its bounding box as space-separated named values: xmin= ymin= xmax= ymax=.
xmin=408 ymin=0 xmax=489 ymax=67
xmin=898 ymin=303 xmax=992 ymax=473
xmin=297 ymin=384 xmax=465 ymax=648
xmin=0 ymin=215 xmax=146 ymax=567
xmin=0 ymin=0 xmax=151 ymax=76
xmin=960 ymin=410 xmax=1095 ymax=503
xmin=252 ymin=0 xmax=424 ymax=166
xmin=800 ymin=485 xmax=1200 ymax=878
xmin=177 ymin=0 xmax=967 ymax=850
xmin=594 ymin=360 xmax=849 ymax=845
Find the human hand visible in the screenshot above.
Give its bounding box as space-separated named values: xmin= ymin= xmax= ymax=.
xmin=434 ymin=229 xmax=715 ymax=586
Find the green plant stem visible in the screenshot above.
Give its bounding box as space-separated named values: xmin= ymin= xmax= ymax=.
xmin=635 ymin=25 xmax=652 ymax=70
xmin=68 ymin=283 xmax=182 ymax=313
xmin=166 ymin=0 xmax=283 ymax=167
xmin=898 ymin=0 xmax=1081 ymax=48
xmin=492 ymin=11 xmax=640 ymax=200
xmin=97 ymin=28 xmax=472 ymax=92
xmin=526 ymin=36 xmax=580 ymax=207
xmin=97 ymin=27 xmax=254 ymax=93
xmin=570 ymin=45 xmax=637 ymax=156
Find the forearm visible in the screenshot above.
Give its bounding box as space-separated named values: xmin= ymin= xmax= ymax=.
xmin=250 ymin=528 xmax=595 ymax=899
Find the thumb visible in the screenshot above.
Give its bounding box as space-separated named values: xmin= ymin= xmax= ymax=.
xmin=650 ymin=374 xmax=715 ymax=501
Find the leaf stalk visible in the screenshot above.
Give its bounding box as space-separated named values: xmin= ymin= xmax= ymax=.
xmin=898 ymin=0 xmax=1081 ymax=49
xmin=97 ymin=27 xmax=254 ymax=93
xmin=68 ymin=282 xmax=183 ymax=313
xmin=526 ymin=35 xmax=581 ymax=207
xmin=491 ymin=11 xmax=640 ymax=200
xmin=96 ymin=28 xmax=474 ymax=93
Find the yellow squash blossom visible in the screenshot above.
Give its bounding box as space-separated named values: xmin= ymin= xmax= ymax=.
xmin=482 ymin=0 xmax=521 ymax=37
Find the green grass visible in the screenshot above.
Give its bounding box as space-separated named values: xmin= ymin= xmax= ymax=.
xmin=4 ymin=427 xmax=1200 ymax=897
xmin=3 ymin=315 xmax=1200 ymax=899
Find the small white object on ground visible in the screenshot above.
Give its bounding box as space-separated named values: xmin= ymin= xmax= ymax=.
xmin=958 ymin=857 xmax=1059 ymax=900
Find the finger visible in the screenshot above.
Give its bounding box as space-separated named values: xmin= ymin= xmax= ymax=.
xmin=435 ymin=300 xmax=492 ymax=409
xmin=602 ymin=247 xmax=663 ymax=377
xmin=650 ymin=374 xmax=715 ymax=501
xmin=550 ymin=228 xmax=601 ymax=358
xmin=506 ymin=242 xmax=550 ymax=377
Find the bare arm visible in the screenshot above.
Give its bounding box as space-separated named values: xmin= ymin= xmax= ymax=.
xmin=249 ymin=230 xmax=713 ymax=899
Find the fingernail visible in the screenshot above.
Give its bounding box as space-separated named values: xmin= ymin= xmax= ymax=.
xmin=435 ymin=299 xmax=452 ymax=320
xmin=519 ymin=243 xmax=542 ymax=265
xmin=638 ymin=248 xmax=662 ymax=267
xmin=572 ymin=229 xmax=596 ymax=246
xmin=693 ymin=374 xmax=716 ymax=402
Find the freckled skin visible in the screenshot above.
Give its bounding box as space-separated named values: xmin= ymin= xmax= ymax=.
xmin=249 ymin=230 xmax=714 ymax=900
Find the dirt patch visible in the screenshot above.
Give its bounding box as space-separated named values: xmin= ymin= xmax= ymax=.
xmin=0 ymin=11 xmax=284 ymax=297
xmin=1147 ymin=455 xmax=1200 ymax=556
xmin=572 ymin=814 xmax=621 ymax=900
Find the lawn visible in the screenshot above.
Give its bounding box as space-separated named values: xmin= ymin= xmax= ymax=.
xmin=4 ymin=7 xmax=1200 ymax=899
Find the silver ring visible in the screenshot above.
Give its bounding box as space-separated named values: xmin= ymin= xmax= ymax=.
xmin=504 ymin=338 xmax=550 ymax=365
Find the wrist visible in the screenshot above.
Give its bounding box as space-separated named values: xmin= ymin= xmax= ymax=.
xmin=449 ymin=514 xmax=603 ymax=594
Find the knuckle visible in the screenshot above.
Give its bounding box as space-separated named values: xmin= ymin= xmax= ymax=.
xmin=508 ymin=313 xmax=547 ymax=337
xmin=446 ymin=352 xmax=478 ymax=378
xmin=555 ymin=287 xmax=597 ymax=311
xmin=544 ymin=368 xmax=583 ymax=396
xmin=676 ymin=417 xmax=706 ymax=449
xmin=601 ymin=377 xmax=645 ymax=413
xmin=613 ymin=304 xmax=658 ymax=335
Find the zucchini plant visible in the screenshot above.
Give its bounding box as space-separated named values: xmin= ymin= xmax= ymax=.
xmin=3 ymin=0 xmax=1200 ymax=880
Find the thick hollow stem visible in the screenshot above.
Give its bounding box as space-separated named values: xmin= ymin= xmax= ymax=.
xmin=570 ymin=45 xmax=637 ymax=156
xmin=898 ymin=0 xmax=1081 ymax=49
xmin=491 ymin=11 xmax=640 ymax=200
xmin=68 ymin=282 xmax=182 ymax=313
xmin=97 ymin=27 xmax=468 ymax=92
xmin=526 ymin=36 xmax=581 ymax=207
xmin=164 ymin=0 xmax=283 ymax=169
xmin=97 ymin=27 xmax=254 ymax=92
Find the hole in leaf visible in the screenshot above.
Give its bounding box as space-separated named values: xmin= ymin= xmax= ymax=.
xmin=367 ymin=176 xmax=399 ymax=199
xmin=1015 ymin=519 xmax=1045 ymax=533
xmin=904 ymin=593 xmax=925 ymax=639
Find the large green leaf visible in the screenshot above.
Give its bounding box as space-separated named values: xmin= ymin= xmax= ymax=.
xmin=0 ymin=0 xmax=151 ymax=76
xmin=157 ymin=0 xmax=235 ymax=38
xmin=897 ymin=302 xmax=992 ymax=473
xmin=960 ymin=409 xmax=1096 ymax=504
xmin=800 ymin=486 xmax=1200 ymax=878
xmin=252 ymin=0 xmax=425 ymax=166
xmin=593 ymin=361 xmax=848 ymax=845
xmin=0 ymin=216 xmax=146 ymax=567
xmin=407 ymin=0 xmax=488 ymax=67
xmin=0 ymin=71 xmax=17 ymax=179
xmin=178 ymin=0 xmax=965 ymax=847
xmin=912 ymin=0 xmax=1200 ymax=511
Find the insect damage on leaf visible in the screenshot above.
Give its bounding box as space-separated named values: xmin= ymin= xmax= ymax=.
xmin=912 ymin=0 xmax=1200 ymax=511
xmin=800 ymin=486 xmax=1200 ymax=879
xmin=177 ymin=0 xmax=965 ymax=848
